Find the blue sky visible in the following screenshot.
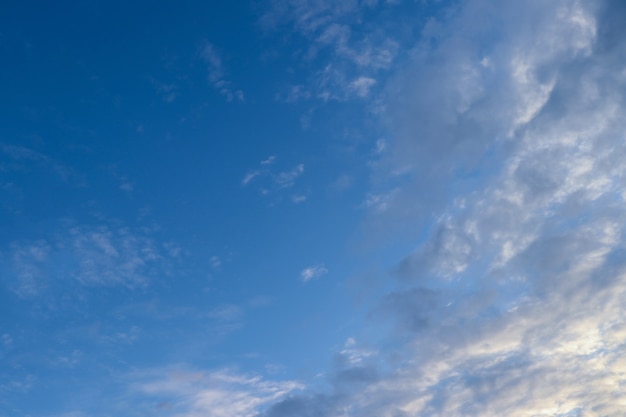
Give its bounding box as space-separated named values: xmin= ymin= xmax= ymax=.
xmin=2 ymin=0 xmax=626 ymax=416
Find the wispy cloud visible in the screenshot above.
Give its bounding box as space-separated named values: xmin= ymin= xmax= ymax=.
xmin=262 ymin=0 xmax=399 ymax=101
xmin=207 ymin=304 xmax=246 ymax=336
xmin=274 ymin=164 xmax=304 ymax=189
xmin=210 ymin=255 xmax=222 ymax=270
xmin=130 ymin=367 xmax=302 ymax=417
xmin=241 ymin=170 xmax=261 ymax=186
xmin=348 ymin=76 xmax=376 ymax=98
xmin=291 ymin=194 xmax=307 ymax=204
xmin=208 ymin=304 xmax=243 ymax=322
xmin=200 ymin=41 xmax=245 ymax=102
xmin=2 ymin=333 xmax=13 ymax=348
xmin=4 ymin=239 xmax=51 ymax=297
xmin=260 ymin=155 xmax=277 ymax=165
xmin=150 ymin=78 xmax=179 ymax=103
xmin=242 ymin=157 xmax=306 ymax=203
xmin=332 ymin=174 xmax=353 ymax=192
xmin=300 ymin=264 xmax=328 ymax=282
xmin=0 ymin=143 xmax=84 ymax=186
xmin=0 ymin=374 xmax=37 ymax=395
xmin=339 ymin=338 xmax=377 ymax=365
xmin=241 ymin=156 xmax=277 ymax=187
xmin=1 ymin=222 xmax=177 ymax=297
xmin=362 ymin=190 xmax=396 ymax=213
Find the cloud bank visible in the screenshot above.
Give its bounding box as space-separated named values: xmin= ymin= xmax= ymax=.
xmin=258 ymin=0 xmax=626 ymax=415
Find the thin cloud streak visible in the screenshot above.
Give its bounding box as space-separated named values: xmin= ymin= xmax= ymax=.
xmin=130 ymin=367 xmax=303 ymax=417
xmin=200 ymin=41 xmax=244 ymax=102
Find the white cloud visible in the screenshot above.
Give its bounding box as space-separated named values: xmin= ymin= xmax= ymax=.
xmin=260 ymin=0 xmax=366 ymax=35
xmin=69 ymin=225 xmax=161 ymax=287
xmin=4 ymin=239 xmax=51 ymax=297
xmin=300 ymin=264 xmax=328 ymax=282
xmin=242 ymin=170 xmax=261 ymax=186
xmin=207 ymin=304 xmax=246 ymax=337
xmin=332 ymin=174 xmax=353 ymax=192
xmin=339 ymin=338 xmax=377 ymax=365
xmin=291 ymin=194 xmax=307 ymax=204
xmin=275 ymin=164 xmax=304 ymax=188
xmin=363 ymin=190 xmax=395 ymax=213
xmin=119 ymin=182 xmax=134 ymax=192
xmin=373 ymin=138 xmax=386 ymax=154
xmin=261 ymin=0 xmax=400 ymax=101
xmin=210 ymin=255 xmax=222 ymax=270
xmin=261 ymin=155 xmax=277 ymax=165
xmin=348 ymin=76 xmax=376 ymax=97
xmin=277 ymin=85 xmax=312 ymax=102
xmin=152 ymin=80 xmax=179 ymax=103
xmin=0 ymin=143 xmax=84 ymax=186
xmin=131 ymin=367 xmax=302 ymax=417
xmin=1 ymin=222 xmax=175 ymax=296
xmin=0 ymin=374 xmax=37 ymax=394
xmin=200 ymin=41 xmax=244 ymax=102
xmin=373 ymin=0 xmax=626 ymax=413
xmin=241 ymin=158 xmax=307 ymax=203
xmin=208 ymin=304 xmax=243 ymax=322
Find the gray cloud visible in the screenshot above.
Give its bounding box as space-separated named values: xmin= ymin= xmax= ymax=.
xmin=350 ymin=0 xmax=626 ymax=414
xmin=366 ymin=0 xmax=604 ymax=237
xmin=261 ymin=394 xmax=342 ymax=417
xmin=258 ymin=0 xmax=626 ymax=415
xmin=261 ymin=339 xmax=381 ymax=417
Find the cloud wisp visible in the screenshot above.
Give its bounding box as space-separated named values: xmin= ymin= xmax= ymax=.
xmin=300 ymin=264 xmax=328 ymax=283
xmin=262 ymin=0 xmax=400 ymax=101
xmin=130 ymin=367 xmax=302 ymax=417
xmin=1 ymin=222 xmax=175 ymax=297
xmin=200 ymin=41 xmax=245 ymax=102
xmin=242 ymin=156 xmax=306 ymax=202
xmin=274 ymin=164 xmax=304 ymax=189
